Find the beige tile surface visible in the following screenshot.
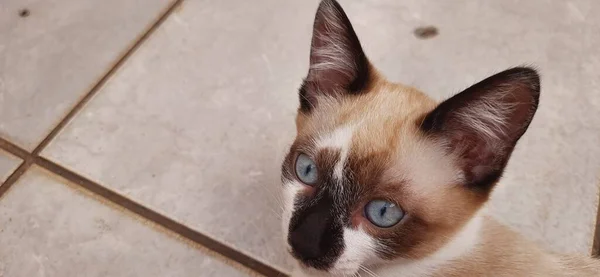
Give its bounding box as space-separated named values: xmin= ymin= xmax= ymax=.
xmin=43 ymin=0 xmax=599 ymax=270
xmin=0 ymin=166 xmax=250 ymax=277
xmin=0 ymin=0 xmax=174 ymax=150
xmin=0 ymin=149 xmax=21 ymax=183
xmin=42 ymin=0 xmax=316 ymax=271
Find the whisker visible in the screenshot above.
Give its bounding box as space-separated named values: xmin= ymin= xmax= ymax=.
xmin=261 ymin=184 xmax=285 ymax=207
xmin=265 ymin=205 xmax=282 ymax=219
xmin=256 ymin=185 xmax=285 ymax=219
xmin=359 ymin=265 xmax=381 ymax=277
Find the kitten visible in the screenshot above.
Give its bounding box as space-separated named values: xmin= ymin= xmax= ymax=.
xmin=280 ymin=0 xmax=600 ymax=276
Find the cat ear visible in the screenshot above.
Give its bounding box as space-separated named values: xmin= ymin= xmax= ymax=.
xmin=421 ymin=67 xmax=540 ymax=192
xmin=299 ymin=0 xmax=371 ymax=112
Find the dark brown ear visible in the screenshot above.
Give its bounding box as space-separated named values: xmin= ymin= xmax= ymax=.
xmin=299 ymin=0 xmax=371 ymax=113
xmin=421 ymin=67 xmax=540 ymax=192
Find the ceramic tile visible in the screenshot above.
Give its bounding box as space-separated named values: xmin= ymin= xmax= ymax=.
xmin=42 ymin=0 xmax=318 ymax=271
xmin=0 ymin=166 xmax=250 ymax=277
xmin=0 ymin=149 xmax=21 ymax=183
xmin=43 ymin=0 xmax=600 ymax=267
xmin=0 ymin=0 xmax=174 ymax=150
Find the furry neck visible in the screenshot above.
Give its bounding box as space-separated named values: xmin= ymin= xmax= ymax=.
xmin=372 ymin=212 xmax=485 ymax=277
xmin=371 ymin=215 xmax=600 ymax=277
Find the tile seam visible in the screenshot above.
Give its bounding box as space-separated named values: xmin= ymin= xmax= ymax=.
xmin=0 ymin=137 xmax=34 ymax=198
xmin=0 ymin=136 xmax=289 ymax=276
xmin=36 ymin=157 xmax=289 ymax=277
xmin=592 ymin=176 xmax=600 ymax=257
xmin=32 ymin=0 xmax=185 ymax=155
xmin=0 ymin=137 xmax=30 ymax=160
xmin=0 ymin=161 xmax=33 ymax=198
xmin=0 ymin=0 xmax=290 ymax=273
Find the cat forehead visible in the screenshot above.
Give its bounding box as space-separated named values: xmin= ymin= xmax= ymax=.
xmin=297 ymin=80 xmax=437 ymax=137
xmin=294 ymin=82 xmax=464 ymax=202
xmin=311 ymin=119 xmax=456 ymax=184
xmin=298 ymin=81 xmax=438 ymax=159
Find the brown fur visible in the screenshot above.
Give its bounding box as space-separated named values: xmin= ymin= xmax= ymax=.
xmin=291 ymin=69 xmax=600 ymax=275
xmin=290 ymin=70 xmax=485 ymax=259
xmin=285 ymin=1 xmax=600 ymax=275
xmin=431 ymin=217 xmax=600 ymax=276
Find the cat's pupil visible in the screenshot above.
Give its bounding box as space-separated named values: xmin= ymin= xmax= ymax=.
xmin=379 ymin=206 xmax=387 ymax=217
xmin=304 ymin=165 xmax=312 ymax=176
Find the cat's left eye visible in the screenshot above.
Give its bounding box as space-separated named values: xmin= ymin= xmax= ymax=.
xmin=365 ymin=200 xmax=404 ymax=228
xmin=295 ymin=153 xmax=318 ymax=185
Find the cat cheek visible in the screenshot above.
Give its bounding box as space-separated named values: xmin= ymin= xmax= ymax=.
xmin=281 ymin=181 xmax=304 ymax=243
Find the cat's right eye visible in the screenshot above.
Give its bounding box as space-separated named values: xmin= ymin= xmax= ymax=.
xmin=365 ymin=200 xmax=404 ymax=228
xmin=295 ymin=153 xmax=318 ymax=185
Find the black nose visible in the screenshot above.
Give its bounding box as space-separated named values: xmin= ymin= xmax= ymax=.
xmin=288 ymin=194 xmax=344 ymax=269
xmin=289 ymin=208 xmax=331 ymax=260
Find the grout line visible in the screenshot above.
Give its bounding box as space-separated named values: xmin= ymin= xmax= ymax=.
xmin=593 ymin=180 xmax=600 ymax=257
xmin=31 ymin=0 xmax=185 ymax=156
xmin=0 ymin=0 xmax=289 ymax=274
xmin=1 ymin=0 xmax=183 ymax=196
xmin=0 ymin=137 xmax=30 ymax=161
xmin=0 ymin=133 xmax=289 ymax=276
xmin=0 ymin=134 xmax=289 ymax=277
xmin=0 ymin=161 xmax=33 ymax=199
xmin=0 ymin=137 xmax=34 ymax=198
xmin=36 ymin=157 xmax=288 ymax=277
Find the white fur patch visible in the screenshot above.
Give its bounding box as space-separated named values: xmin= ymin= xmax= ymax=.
xmin=316 ymin=125 xmax=355 ymax=182
xmin=331 ymin=227 xmax=378 ymax=276
xmin=282 ymin=180 xmax=304 ymax=248
xmin=376 ymin=214 xmax=484 ymax=277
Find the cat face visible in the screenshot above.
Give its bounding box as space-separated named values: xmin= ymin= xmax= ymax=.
xmin=281 ymin=0 xmax=540 ymax=276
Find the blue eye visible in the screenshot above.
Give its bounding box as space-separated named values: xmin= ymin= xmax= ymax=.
xmin=295 ymin=154 xmax=318 ymax=185
xmin=365 ymin=200 xmax=404 ymax=228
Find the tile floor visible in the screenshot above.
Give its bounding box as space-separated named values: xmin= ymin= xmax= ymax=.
xmin=0 ymin=150 xmax=20 ymax=183
xmin=0 ymin=167 xmax=249 ymax=277
xmin=1 ymin=0 xmax=599 ymax=276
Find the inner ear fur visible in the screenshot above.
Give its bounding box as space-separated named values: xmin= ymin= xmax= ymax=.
xmin=299 ymin=0 xmax=372 ymax=113
xmin=421 ymin=67 xmax=540 ymax=192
